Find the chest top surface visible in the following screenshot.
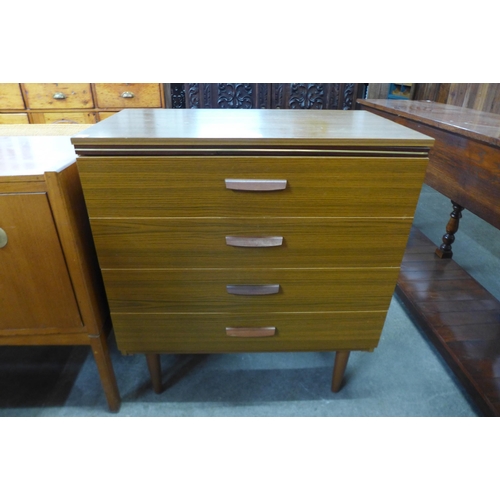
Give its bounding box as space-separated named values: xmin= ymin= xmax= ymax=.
xmin=70 ymin=109 xmax=433 ymax=152
xmin=0 ymin=136 xmax=76 ymax=178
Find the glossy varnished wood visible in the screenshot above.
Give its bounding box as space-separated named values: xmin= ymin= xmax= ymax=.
xmin=396 ymin=227 xmax=500 ymax=416
xmin=89 ymin=217 xmax=414 ymax=269
xmin=78 ymin=156 xmax=428 ymax=218
xmin=358 ymin=99 xmax=500 ymax=231
xmin=112 ymin=312 xmax=386 ymax=354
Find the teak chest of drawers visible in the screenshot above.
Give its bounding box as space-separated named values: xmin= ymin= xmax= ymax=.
xmin=71 ymin=109 xmax=433 ymax=394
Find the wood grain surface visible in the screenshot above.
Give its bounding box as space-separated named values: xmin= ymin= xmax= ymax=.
xmin=101 ymin=267 xmax=400 ymax=313
xmin=112 ymin=311 xmax=386 ymax=354
xmin=78 ymin=156 xmax=428 ymax=218
xmin=90 ymin=217 xmax=414 ymax=269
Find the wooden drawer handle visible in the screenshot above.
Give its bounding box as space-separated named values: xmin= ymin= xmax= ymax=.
xmin=52 ymin=92 xmax=66 ymax=99
xmin=226 ymin=327 xmax=276 ymax=337
xmin=121 ymin=91 xmax=135 ymax=98
xmin=0 ymin=228 xmax=7 ymax=248
xmin=227 ymin=284 xmax=279 ymax=295
xmin=225 ymin=179 xmax=287 ymax=191
xmin=225 ymin=236 xmax=283 ymax=247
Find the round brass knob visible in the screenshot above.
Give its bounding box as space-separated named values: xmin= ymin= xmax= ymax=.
xmin=0 ymin=228 xmax=7 ymax=248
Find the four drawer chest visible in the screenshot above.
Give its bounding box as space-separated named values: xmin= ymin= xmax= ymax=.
xmin=71 ymin=109 xmax=433 ymax=393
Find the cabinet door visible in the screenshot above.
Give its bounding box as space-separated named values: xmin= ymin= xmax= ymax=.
xmin=0 ymin=192 xmax=82 ymax=331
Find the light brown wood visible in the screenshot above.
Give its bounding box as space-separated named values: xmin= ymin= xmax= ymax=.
xmin=102 ymin=268 xmax=400 ymax=313
xmin=94 ymin=84 xmax=163 ymax=108
xmin=98 ymin=112 xmax=116 ymax=121
xmin=73 ymin=108 xmax=432 ymax=395
xmin=89 ymin=217 xmax=413 ymax=269
xmin=0 ymin=84 xmax=25 ymax=109
xmin=71 ymin=109 xmax=434 ymax=149
xmin=30 ymin=112 xmax=97 ymax=124
xmin=112 ymin=312 xmax=386 ymax=354
xmin=77 ymin=156 xmax=428 ymax=218
xmin=0 ymin=113 xmax=29 ymax=124
xmin=22 ymin=83 xmax=94 ymax=109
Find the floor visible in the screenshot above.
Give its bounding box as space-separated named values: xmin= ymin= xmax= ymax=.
xmin=1 ymin=184 xmax=494 ymax=417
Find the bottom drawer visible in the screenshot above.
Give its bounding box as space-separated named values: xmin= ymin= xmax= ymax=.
xmin=112 ymin=311 xmax=387 ymax=354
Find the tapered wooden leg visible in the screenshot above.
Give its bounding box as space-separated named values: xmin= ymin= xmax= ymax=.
xmin=146 ymin=353 xmax=163 ymax=394
xmin=89 ymin=335 xmax=121 ymax=412
xmin=435 ymin=200 xmax=464 ymax=259
xmin=331 ymin=350 xmax=351 ymax=393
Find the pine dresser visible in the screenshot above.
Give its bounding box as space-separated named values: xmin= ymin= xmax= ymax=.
xmin=71 ymin=109 xmax=433 ymax=394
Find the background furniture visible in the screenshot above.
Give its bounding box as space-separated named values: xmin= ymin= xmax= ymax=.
xmin=0 ymin=84 xmax=366 ymax=124
xmin=166 ymin=83 xmax=366 ymax=109
xmin=366 ymin=83 xmax=500 ymax=114
xmin=0 ymin=134 xmax=120 ymax=412
xmin=359 ymin=98 xmax=500 ymax=416
xmin=71 ymin=108 xmax=432 ymax=395
xmin=0 ymin=83 xmax=165 ymax=124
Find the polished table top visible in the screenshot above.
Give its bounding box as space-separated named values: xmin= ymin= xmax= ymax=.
xmin=358 ymin=99 xmax=500 ymax=147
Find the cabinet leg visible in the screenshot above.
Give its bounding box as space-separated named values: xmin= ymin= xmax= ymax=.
xmin=331 ymin=350 xmax=351 ymax=393
xmin=89 ymin=335 xmax=121 ymax=412
xmin=146 ymin=354 xmax=163 ymax=394
xmin=435 ymin=200 xmax=464 ymax=259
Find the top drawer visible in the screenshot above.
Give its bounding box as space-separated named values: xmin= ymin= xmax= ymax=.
xmin=23 ymin=84 xmax=94 ymax=109
xmin=94 ymin=84 xmax=163 ymax=108
xmin=77 ymin=156 xmax=428 ymax=218
xmin=0 ymin=84 xmax=25 ymax=109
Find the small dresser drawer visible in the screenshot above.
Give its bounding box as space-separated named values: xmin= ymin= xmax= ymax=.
xmin=0 ymin=113 xmax=29 ymax=124
xmin=23 ymin=83 xmax=94 ymax=109
xmin=78 ymin=156 xmax=427 ymax=218
xmin=30 ymin=112 xmax=97 ymax=124
xmin=94 ymin=84 xmax=162 ymax=108
xmin=111 ymin=311 xmax=385 ymax=354
xmin=90 ymin=217 xmax=413 ymax=269
xmin=0 ymin=84 xmax=25 ymax=109
xmin=101 ymin=268 xmax=400 ymax=313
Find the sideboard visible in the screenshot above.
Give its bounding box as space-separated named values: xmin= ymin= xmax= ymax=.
xmin=0 ymin=135 xmax=120 ymax=411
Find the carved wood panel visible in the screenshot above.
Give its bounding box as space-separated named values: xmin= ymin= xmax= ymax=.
xmin=166 ymin=84 xmax=366 ymax=110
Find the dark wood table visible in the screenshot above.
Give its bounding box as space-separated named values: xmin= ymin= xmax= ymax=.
xmin=359 ymin=99 xmax=500 ymax=416
xmin=358 ymin=99 xmax=500 ymax=257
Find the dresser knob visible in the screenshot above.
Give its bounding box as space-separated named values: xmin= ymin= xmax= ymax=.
xmin=0 ymin=228 xmax=7 ymax=248
xmin=225 ymin=179 xmax=287 ymax=191
xmin=226 ymin=327 xmax=276 ymax=337
xmin=226 ymin=236 xmax=283 ymax=247
xmin=121 ymin=91 xmax=135 ymax=98
xmin=52 ymin=92 xmax=66 ymax=99
xmin=226 ymin=284 xmax=280 ymax=295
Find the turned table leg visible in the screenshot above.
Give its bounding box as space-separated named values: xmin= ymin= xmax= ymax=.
xmin=146 ymin=353 xmax=163 ymax=394
xmin=435 ymin=200 xmax=464 ymax=259
xmin=89 ymin=335 xmax=121 ymax=412
xmin=331 ymin=350 xmax=351 ymax=393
